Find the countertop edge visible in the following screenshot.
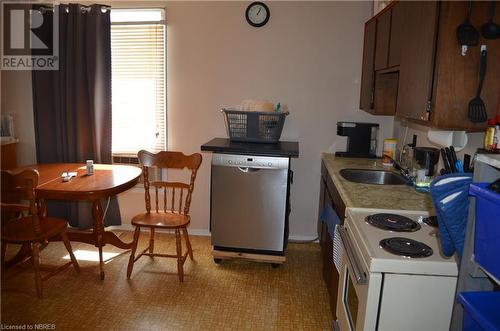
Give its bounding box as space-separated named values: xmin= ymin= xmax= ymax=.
xmin=476 ymin=153 xmax=500 ymax=169
xmin=321 ymin=152 xmax=434 ymax=212
xmin=321 ymin=152 xmax=354 ymax=208
xmin=201 ymin=138 xmax=299 ymax=158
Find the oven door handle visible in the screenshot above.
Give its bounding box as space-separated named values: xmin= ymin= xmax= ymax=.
xmin=338 ymin=225 xmax=367 ymax=285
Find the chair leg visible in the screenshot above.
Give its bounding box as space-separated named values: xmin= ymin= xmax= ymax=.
xmin=175 ymin=229 xmax=183 ymax=282
xmin=127 ymin=227 xmax=141 ymax=279
xmin=149 ymin=228 xmax=155 ymax=255
xmin=61 ymin=231 xmax=80 ymax=273
xmin=182 ymin=227 xmax=193 ymax=261
xmin=31 ymin=242 xmax=43 ymax=299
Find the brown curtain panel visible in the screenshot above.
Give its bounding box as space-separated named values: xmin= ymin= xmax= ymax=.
xmin=32 ymin=4 xmax=120 ymax=228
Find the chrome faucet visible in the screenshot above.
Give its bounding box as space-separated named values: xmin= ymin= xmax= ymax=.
xmin=383 ymin=154 xmax=414 ymax=184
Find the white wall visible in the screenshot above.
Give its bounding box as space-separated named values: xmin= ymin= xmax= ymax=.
xmin=1 ymin=1 xmax=396 ymax=239
xmin=0 ymin=71 xmax=37 ymax=166
xmin=164 ymin=1 xmax=393 ymax=239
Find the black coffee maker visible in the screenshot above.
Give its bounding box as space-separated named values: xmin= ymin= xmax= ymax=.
xmin=413 ymin=147 xmax=440 ymax=177
xmin=335 ymin=122 xmax=379 ymax=158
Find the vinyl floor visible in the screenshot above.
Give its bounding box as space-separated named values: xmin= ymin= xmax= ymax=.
xmin=1 ymin=231 xmax=331 ymax=331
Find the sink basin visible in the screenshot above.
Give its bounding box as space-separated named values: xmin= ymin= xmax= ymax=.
xmin=339 ymin=168 xmax=408 ymax=185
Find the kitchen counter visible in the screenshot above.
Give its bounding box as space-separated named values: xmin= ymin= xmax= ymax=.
xmin=322 ymin=153 xmax=434 ymax=212
xmin=476 ymin=153 xmax=500 ymax=169
xmin=201 ymin=138 xmax=299 ymax=158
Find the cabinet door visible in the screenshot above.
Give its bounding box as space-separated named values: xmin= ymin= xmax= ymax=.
xmin=388 ymin=3 xmax=404 ymax=67
xmin=374 ymin=9 xmax=391 ymax=70
xmin=432 ymin=1 xmax=500 ymax=130
xmin=397 ymin=1 xmax=439 ymax=121
xmin=360 ymin=19 xmax=376 ymax=111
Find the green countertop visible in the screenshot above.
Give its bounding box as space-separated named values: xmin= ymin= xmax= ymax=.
xmin=322 ymin=153 xmax=434 ymax=212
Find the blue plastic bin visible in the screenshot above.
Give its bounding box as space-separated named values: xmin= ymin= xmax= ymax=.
xmin=458 ymin=291 xmax=500 ymax=331
xmin=469 ymin=183 xmax=500 ymax=280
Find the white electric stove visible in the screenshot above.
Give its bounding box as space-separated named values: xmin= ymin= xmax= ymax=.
xmin=335 ymin=208 xmax=458 ymax=331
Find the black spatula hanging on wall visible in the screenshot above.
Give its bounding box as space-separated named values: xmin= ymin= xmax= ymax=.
xmin=481 ymin=0 xmax=500 ymax=40
xmin=468 ymin=48 xmax=488 ymax=123
xmin=457 ymin=0 xmax=480 ymax=55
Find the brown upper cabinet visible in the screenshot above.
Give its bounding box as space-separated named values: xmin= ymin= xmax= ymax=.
xmin=360 ymin=4 xmax=401 ymax=115
xmin=388 ymin=3 xmax=404 ymax=68
xmin=360 ymin=1 xmax=500 ymax=131
xmin=397 ymin=1 xmax=439 ymax=122
xmin=374 ymin=9 xmax=392 ymax=71
xmin=360 ymin=19 xmax=376 ymax=111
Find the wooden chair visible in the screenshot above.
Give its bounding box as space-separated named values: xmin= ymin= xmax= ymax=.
xmin=1 ymin=169 xmax=80 ymax=298
xmin=127 ymin=150 xmax=202 ymax=282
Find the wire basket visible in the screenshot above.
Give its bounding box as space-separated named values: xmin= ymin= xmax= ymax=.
xmin=221 ymin=108 xmax=288 ymax=143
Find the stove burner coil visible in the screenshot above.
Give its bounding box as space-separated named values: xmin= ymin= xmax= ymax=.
xmin=380 ymin=237 xmax=433 ymax=258
xmin=365 ymin=213 xmax=421 ymax=232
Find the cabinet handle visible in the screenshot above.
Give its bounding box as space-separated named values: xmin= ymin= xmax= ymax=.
xmin=370 ymin=85 xmax=375 ymax=108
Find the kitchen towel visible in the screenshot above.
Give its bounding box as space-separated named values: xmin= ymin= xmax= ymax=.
xmin=430 ymin=173 xmax=472 ymax=260
xmin=320 ymin=204 xmax=343 ymax=272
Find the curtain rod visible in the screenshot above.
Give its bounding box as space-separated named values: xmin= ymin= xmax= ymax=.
xmin=36 ymin=4 xmax=111 ymax=13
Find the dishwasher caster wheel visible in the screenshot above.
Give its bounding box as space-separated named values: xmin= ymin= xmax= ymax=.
xmin=214 ymin=258 xmax=222 ymax=264
xmin=271 ymin=263 xmax=280 ymax=269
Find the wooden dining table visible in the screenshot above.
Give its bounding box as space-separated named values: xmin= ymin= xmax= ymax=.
xmin=8 ymin=163 xmax=142 ymax=280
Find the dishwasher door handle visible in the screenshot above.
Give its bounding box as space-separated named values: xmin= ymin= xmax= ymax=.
xmin=238 ymin=167 xmax=261 ymax=173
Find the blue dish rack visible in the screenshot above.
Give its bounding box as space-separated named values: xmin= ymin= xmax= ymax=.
xmin=469 ymin=183 xmax=500 ymax=281
xmin=458 ymin=182 xmax=500 ymax=331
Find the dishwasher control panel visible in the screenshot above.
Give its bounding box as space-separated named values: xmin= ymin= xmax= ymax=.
xmin=212 ymin=153 xmax=289 ymax=169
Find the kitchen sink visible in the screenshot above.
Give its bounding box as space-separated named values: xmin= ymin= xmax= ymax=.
xmin=339 ymin=168 xmax=408 ymax=185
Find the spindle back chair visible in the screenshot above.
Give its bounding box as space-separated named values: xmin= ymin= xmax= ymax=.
xmin=1 ymin=169 xmax=80 ymax=298
xmin=127 ymin=150 xmax=202 ymax=282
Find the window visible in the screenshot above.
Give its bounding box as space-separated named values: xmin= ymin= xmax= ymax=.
xmin=110 ymin=9 xmax=166 ymax=156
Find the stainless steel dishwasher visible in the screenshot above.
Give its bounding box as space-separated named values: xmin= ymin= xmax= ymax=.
xmin=210 ymin=153 xmax=291 ymax=256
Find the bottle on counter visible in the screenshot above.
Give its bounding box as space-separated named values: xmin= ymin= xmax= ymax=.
xmin=382 ymin=138 xmax=397 ymax=166
xmin=86 ymin=160 xmax=94 ymax=175
xmin=493 ymin=115 xmax=500 ymax=152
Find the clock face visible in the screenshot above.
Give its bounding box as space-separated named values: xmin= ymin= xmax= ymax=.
xmin=246 ymin=2 xmax=270 ymax=27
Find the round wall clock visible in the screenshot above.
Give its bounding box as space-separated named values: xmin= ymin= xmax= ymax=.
xmin=245 ymin=2 xmax=270 ymax=28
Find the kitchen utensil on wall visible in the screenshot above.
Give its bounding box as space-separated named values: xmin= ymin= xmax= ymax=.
xmin=481 ymin=0 xmax=500 ymax=40
xmin=457 ymin=0 xmax=479 ymax=55
xmin=468 ymin=47 xmax=488 ymax=123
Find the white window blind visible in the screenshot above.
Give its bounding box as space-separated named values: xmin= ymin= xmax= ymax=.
xmin=111 ymin=10 xmax=166 ymax=155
